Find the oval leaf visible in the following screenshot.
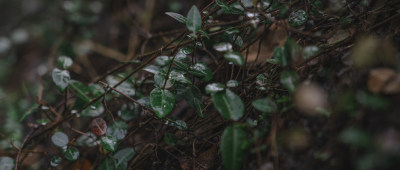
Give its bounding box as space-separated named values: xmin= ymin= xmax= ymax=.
xmin=101 ymin=136 xmax=118 ymax=152
xmin=183 ymin=86 xmax=204 ymax=117
xmin=252 ymin=98 xmax=277 ymax=113
xmin=211 ymin=89 xmax=244 ymax=121
xmin=186 ymin=6 xmax=202 ymax=33
xmin=224 ymin=52 xmax=244 ymax=66
xmin=189 ymin=63 xmax=213 ymax=82
xmin=0 ymin=157 xmax=14 ymax=170
xmin=165 ymin=12 xmax=187 ymax=23
xmin=52 ymin=68 xmax=71 ymax=91
xmin=58 ymin=56 xmax=73 ymax=69
xmin=226 ymin=80 xmax=239 ymax=88
xmin=220 ymin=126 xmax=248 ymax=170
xmin=213 ymin=42 xmax=232 ymax=52
xmin=150 ymin=88 xmax=175 ymax=118
xmin=51 ymin=132 xmax=69 ymax=148
xmin=280 ymin=70 xmax=299 ymax=93
xmin=113 ymin=147 xmax=135 ymax=168
xmin=106 ymin=120 xmax=127 ymax=141
xmin=64 ymin=146 xmax=79 ymax=161
xmin=205 ymin=83 xmax=225 ymax=94
xmin=50 ymin=156 xmax=62 ymax=167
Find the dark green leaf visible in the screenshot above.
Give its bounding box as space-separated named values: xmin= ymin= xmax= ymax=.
xmin=280 ymin=70 xmax=299 ymax=93
xmin=69 ymin=80 xmax=91 ymax=106
xmin=189 ymin=63 xmax=213 ymax=82
xmin=180 ymin=46 xmax=193 ymax=55
xmin=289 ymin=10 xmax=308 ymax=27
xmin=58 ymin=56 xmax=73 ymax=69
xmin=76 ymin=132 xmax=98 ymax=147
xmin=101 ymin=136 xmax=118 ymax=152
xmin=169 ymin=70 xmax=192 ymax=85
xmin=64 ymin=146 xmax=79 ymax=161
xmin=143 ymin=65 xmax=160 ymax=74
xmin=155 ymin=56 xmax=171 ymax=66
xmin=81 ymin=105 xmax=104 ymax=117
xmin=213 ymin=42 xmax=232 ymax=52
xmin=224 ymin=52 xmax=244 ymax=66
xmin=154 ymin=72 xmax=172 ymax=88
xmin=164 ymin=133 xmax=178 ymax=146
xmin=52 ymin=68 xmax=71 ymax=91
xmin=212 ymin=89 xmax=244 ymax=121
xmin=173 ymin=53 xmax=191 ymax=70
xmin=99 ymin=157 xmax=117 ymax=170
xmin=106 ymin=121 xmax=128 ymax=141
xmin=113 ymin=148 xmax=135 ymax=169
xmin=50 ymin=156 xmax=62 ymax=167
xmin=166 ymin=119 xmax=188 ymax=130
xmin=20 ymin=103 xmax=39 ymax=122
xmin=165 ymin=12 xmax=187 ymax=23
xmin=205 ymin=83 xmax=225 ymax=94
xmin=226 ymin=80 xmax=239 ymax=87
xmin=118 ymin=103 xmax=141 ymax=121
xmin=186 ymin=6 xmax=202 ymax=33
xmin=51 ymin=132 xmax=69 ymax=148
xmin=252 ymin=98 xmax=277 ymax=113
xmin=183 ymin=86 xmax=204 ymax=117
xmin=150 ymin=88 xmax=175 ymax=118
xmin=220 ymin=126 xmax=248 ymax=170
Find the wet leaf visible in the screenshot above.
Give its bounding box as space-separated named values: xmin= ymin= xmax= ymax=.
xmin=101 ymin=136 xmax=118 ymax=152
xmin=50 ymin=156 xmax=62 ymax=167
xmin=150 ymin=88 xmax=175 ymax=118
xmin=64 ymin=146 xmax=79 ymax=161
xmin=165 ymin=12 xmax=187 ymax=23
xmin=212 ymin=89 xmax=244 ymax=121
xmin=76 ymin=132 xmax=98 ymax=147
xmin=220 ymin=126 xmax=248 ymax=170
xmin=51 ymin=132 xmax=69 ymax=148
xmin=184 ymin=86 xmax=204 ymax=117
xmin=155 ymin=56 xmax=171 ymax=66
xmin=189 ymin=63 xmax=213 ymax=82
xmin=213 ymin=42 xmax=233 ymax=52
xmin=226 ymin=80 xmax=239 ymax=88
xmin=58 ymin=56 xmax=73 ymax=69
xmin=224 ymin=52 xmax=244 ymax=66
xmin=289 ymin=10 xmax=307 ymax=27
xmin=205 ymin=83 xmax=225 ymax=94
xmin=252 ymin=98 xmax=277 ymax=113
xmin=113 ymin=148 xmax=135 ymax=169
xmin=186 ymin=6 xmax=202 ymax=33
xmin=106 ymin=121 xmax=127 ymax=141
xmin=52 ymin=68 xmax=71 ymax=91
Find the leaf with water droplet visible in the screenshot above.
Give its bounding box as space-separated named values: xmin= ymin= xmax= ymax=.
xmin=155 ymin=56 xmax=171 ymax=66
xmin=189 ymin=63 xmax=213 ymax=82
xmin=150 ymin=88 xmax=175 ymax=118
xmin=101 ymin=136 xmax=118 ymax=152
xmin=224 ymin=52 xmax=244 ymax=66
xmin=64 ymin=146 xmax=79 ymax=161
xmin=186 ymin=6 xmax=202 ymax=33
xmin=106 ymin=121 xmax=127 ymax=141
xmin=165 ymin=12 xmax=187 ymax=23
xmin=213 ymin=42 xmax=232 ymax=52
xmin=205 ymin=83 xmax=225 ymax=94
xmin=212 ymin=89 xmax=244 ymax=121
xmin=50 ymin=156 xmax=62 ymax=167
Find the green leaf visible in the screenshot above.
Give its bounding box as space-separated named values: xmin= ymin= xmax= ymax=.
xmin=76 ymin=132 xmax=98 ymax=147
xmin=101 ymin=136 xmax=118 ymax=152
xmin=164 ymin=133 xmax=178 ymax=146
xmin=224 ymin=52 xmax=244 ymax=66
xmin=154 ymin=72 xmax=173 ymax=88
xmin=183 ymin=86 xmax=204 ymax=117
xmin=106 ymin=121 xmax=128 ymax=141
xmin=173 ymin=53 xmax=191 ymax=70
xmin=220 ymin=126 xmax=248 ymax=170
xmin=252 ymin=98 xmax=277 ymax=113
xmin=165 ymin=12 xmax=187 ymax=23
xmin=280 ymin=70 xmax=299 ymax=93
xmin=226 ymin=80 xmax=239 ymax=88
xmin=64 ymin=146 xmax=79 ymax=161
xmin=20 ymin=103 xmax=39 ymax=121
xmin=186 ymin=6 xmax=202 ymax=33
xmin=165 ymin=119 xmax=188 ymax=130
xmin=289 ymin=9 xmax=308 ymax=27
xmin=50 ymin=156 xmax=62 ymax=167
xmin=118 ymin=103 xmax=141 ymax=121
xmin=81 ymin=105 xmax=104 ymax=117
xmin=155 ymin=56 xmax=171 ymax=66
xmin=99 ymin=157 xmax=117 ymax=170
xmin=0 ymin=157 xmax=14 ymax=170
xmin=52 ymin=68 xmax=71 ymax=91
xmin=150 ymin=88 xmax=175 ymax=118
xmin=273 ymin=46 xmax=290 ymax=67
xmin=169 ymin=70 xmax=192 ymax=85
xmin=58 ymin=56 xmax=73 ymax=69
xmin=189 ymin=63 xmax=213 ymax=82
xmin=143 ymin=65 xmax=160 ymax=74
xmin=51 ymin=132 xmax=69 ymax=148
xmin=69 ymin=80 xmax=91 ymax=107
xmin=205 ymin=83 xmax=225 ymax=94
xmin=113 ymin=148 xmax=135 ymax=169
xmin=211 ymin=89 xmax=244 ymax=121
xmin=138 ymin=97 xmax=151 ymax=108
xmin=213 ymin=42 xmax=233 ymax=52
xmin=303 ymin=45 xmax=319 ymax=59
xmin=180 ymin=46 xmax=193 ymax=55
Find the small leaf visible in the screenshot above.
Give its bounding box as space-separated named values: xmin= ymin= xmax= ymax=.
xmin=213 ymin=42 xmax=233 ymax=52
xmin=289 ymin=9 xmax=307 ymax=27
xmin=113 ymin=148 xmax=135 ymax=169
xmin=180 ymin=46 xmax=193 ymax=55
xmin=50 ymin=156 xmax=62 ymax=167
xmin=165 ymin=12 xmax=187 ymax=23
xmin=173 ymin=53 xmax=191 ymax=70
xmin=150 ymin=88 xmax=176 ymax=118
xmin=252 ymin=98 xmax=277 ymax=113
xmin=64 ymin=146 xmax=79 ymax=161
xmin=69 ymin=80 xmax=91 ymax=107
xmin=58 ymin=56 xmax=73 ymax=69
xmin=212 ymin=89 xmax=244 ymax=121
xmin=81 ymin=105 xmax=104 ymax=117
xmin=143 ymin=65 xmax=160 ymax=74
xmin=76 ymin=132 xmax=98 ymax=147
xmin=20 ymin=103 xmax=39 ymax=121
xmin=166 ymin=119 xmax=188 ymax=130
xmin=224 ymin=52 xmax=244 ymax=66
xmin=99 ymin=157 xmax=116 ymax=170
xmin=169 ymin=70 xmax=192 ymax=85
xmin=106 ymin=121 xmax=127 ymax=141
xmin=205 ymin=83 xmax=225 ymax=94
xmin=189 ymin=63 xmax=213 ymax=82
xmin=280 ymin=70 xmax=299 ymax=93
xmin=186 ymin=6 xmax=202 ymax=33
xmin=90 ymin=118 xmax=108 ymax=136
xmin=52 ymin=68 xmax=71 ymax=91
xmin=101 ymin=136 xmax=118 ymax=152
xmin=118 ymin=103 xmax=141 ymax=121
xmin=273 ymin=46 xmax=290 ymax=67
xmin=155 ymin=56 xmax=171 ymax=66
xmin=154 ymin=72 xmax=173 ymax=88
xmin=164 ymin=133 xmax=178 ymax=146
xmin=183 ymin=86 xmax=204 ymax=117
xmin=0 ymin=157 xmax=14 ymax=170
xmin=226 ymin=80 xmax=239 ymax=87
xmin=51 ymin=132 xmax=69 ymax=148
xmin=220 ymin=126 xmax=248 ymax=170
